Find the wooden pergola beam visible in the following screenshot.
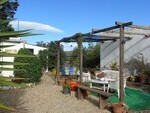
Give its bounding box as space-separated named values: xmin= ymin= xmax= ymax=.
xmin=129 ymin=24 xmax=150 ymax=30
xmin=92 ymin=25 xmax=120 ymax=34
xmin=58 ymin=34 xmax=131 ymax=43
xmin=115 ymin=21 xmax=133 ymax=26
xmin=117 ymin=21 xmax=150 ymax=30
xmin=92 ymin=22 xmax=132 ymax=34
xmin=58 ymin=22 xmax=150 ymax=43
xmin=105 ymin=30 xmax=149 ymax=36
xmin=58 ymin=38 xmax=118 ymax=43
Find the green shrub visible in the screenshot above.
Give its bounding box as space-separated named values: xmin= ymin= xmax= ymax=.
xmin=14 ymin=48 xmax=42 ymax=83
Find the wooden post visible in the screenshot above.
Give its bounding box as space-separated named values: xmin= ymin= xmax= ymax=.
xmin=56 ymin=42 xmax=60 ymax=83
xmin=115 ymin=21 xmax=133 ymax=103
xmin=99 ymin=95 xmax=107 ymax=109
xmin=77 ymin=34 xmax=83 ymax=83
xmin=80 ymin=46 xmax=83 ymax=83
xmin=99 ymin=42 xmax=101 ymax=70
xmin=99 ymin=95 xmax=102 ymax=109
xmin=119 ymin=25 xmax=125 ymax=103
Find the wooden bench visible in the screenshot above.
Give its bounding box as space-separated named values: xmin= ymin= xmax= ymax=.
xmin=76 ymin=85 xmax=113 ymax=109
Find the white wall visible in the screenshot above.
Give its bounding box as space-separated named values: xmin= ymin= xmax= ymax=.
xmin=0 ymin=42 xmax=47 ymax=77
xmin=100 ymin=29 xmax=150 ymax=69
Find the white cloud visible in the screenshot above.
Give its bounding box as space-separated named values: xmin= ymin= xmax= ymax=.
xmin=10 ymin=21 xmax=63 ymax=33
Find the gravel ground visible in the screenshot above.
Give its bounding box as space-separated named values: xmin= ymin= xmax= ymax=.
xmin=0 ymin=73 xmax=111 ymax=113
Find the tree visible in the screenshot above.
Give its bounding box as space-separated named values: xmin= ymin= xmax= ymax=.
xmin=47 ymin=41 xmax=65 ymax=70
xmin=0 ymin=0 xmax=40 ymax=111
xmin=0 ymin=0 xmax=19 ymax=32
xmin=36 ymin=41 xmax=47 ymax=47
xmin=37 ymin=41 xmax=66 ymax=71
xmin=38 ymin=49 xmax=48 ymax=70
xmin=70 ymin=47 xmax=79 ymax=67
xmin=14 ymin=48 xmax=42 ymax=83
xmin=0 ymin=22 xmax=38 ymax=111
xmin=70 ymin=43 xmax=100 ymax=69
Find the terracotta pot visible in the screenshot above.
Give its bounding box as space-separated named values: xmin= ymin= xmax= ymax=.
xmin=69 ymin=81 xmax=80 ymax=91
xmin=112 ymin=103 xmax=124 ymax=113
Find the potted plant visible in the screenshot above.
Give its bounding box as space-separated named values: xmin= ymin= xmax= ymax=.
xmin=69 ymin=80 xmax=80 ymax=91
xmin=111 ymin=103 xmax=125 ymax=113
xmin=62 ymin=84 xmax=71 ymax=95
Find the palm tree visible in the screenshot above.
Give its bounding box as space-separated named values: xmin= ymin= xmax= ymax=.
xmin=0 ymin=22 xmax=40 ymax=111
xmin=0 ymin=2 xmax=41 ymax=110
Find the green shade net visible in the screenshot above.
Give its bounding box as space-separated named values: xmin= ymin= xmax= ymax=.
xmin=90 ymin=88 xmax=150 ymax=111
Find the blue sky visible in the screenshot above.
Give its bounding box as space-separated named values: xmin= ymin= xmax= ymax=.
xmin=12 ymin=0 xmax=150 ymax=50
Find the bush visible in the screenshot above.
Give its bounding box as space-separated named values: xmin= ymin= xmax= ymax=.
xmin=14 ymin=48 xmax=42 ymax=83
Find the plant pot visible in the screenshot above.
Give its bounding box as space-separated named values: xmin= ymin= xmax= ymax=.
xmin=111 ymin=103 xmax=124 ymax=113
xmin=70 ymin=81 xmax=80 ymax=91
xmin=62 ymin=86 xmax=71 ymax=94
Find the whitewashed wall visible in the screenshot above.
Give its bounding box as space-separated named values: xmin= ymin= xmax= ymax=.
xmin=0 ymin=42 xmax=46 ymax=77
xmin=100 ymin=29 xmax=150 ymax=69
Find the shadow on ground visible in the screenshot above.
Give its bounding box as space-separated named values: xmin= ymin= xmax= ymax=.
xmin=0 ymin=88 xmax=28 ymax=113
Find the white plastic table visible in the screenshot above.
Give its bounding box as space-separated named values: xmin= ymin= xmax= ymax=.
xmin=90 ymin=78 xmax=115 ymax=92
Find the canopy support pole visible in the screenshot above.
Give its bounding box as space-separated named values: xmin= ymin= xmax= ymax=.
xmin=56 ymin=42 xmax=60 ymax=84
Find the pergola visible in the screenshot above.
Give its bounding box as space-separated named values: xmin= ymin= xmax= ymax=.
xmin=55 ymin=21 xmax=150 ymax=103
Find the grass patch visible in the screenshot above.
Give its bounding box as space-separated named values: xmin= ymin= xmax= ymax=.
xmin=90 ymin=87 xmax=150 ymax=111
